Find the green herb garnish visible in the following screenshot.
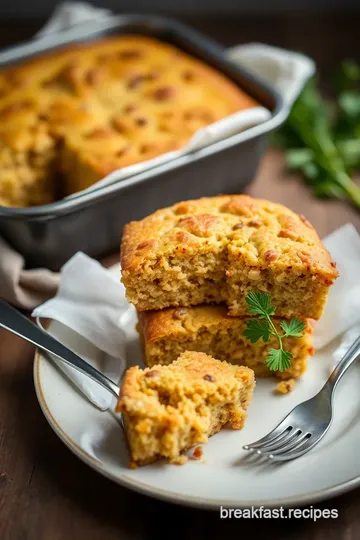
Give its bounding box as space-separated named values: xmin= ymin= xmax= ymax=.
xmin=271 ymin=61 xmax=360 ymax=208
xmin=242 ymin=292 xmax=306 ymax=372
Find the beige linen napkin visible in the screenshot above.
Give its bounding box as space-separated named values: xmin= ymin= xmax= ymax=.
xmin=0 ymin=2 xmax=314 ymax=309
xmin=0 ymin=236 xmax=60 ymax=309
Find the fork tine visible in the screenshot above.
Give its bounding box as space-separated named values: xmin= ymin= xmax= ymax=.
xmin=261 ymin=432 xmax=311 ymax=456
xmin=243 ymin=425 xmax=291 ymax=451
xmin=256 ymin=428 xmax=302 ymax=454
xmin=267 ymin=434 xmax=315 ymax=461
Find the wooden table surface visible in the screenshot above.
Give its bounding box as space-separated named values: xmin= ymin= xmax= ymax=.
xmin=1 ymin=14 xmax=360 ymax=540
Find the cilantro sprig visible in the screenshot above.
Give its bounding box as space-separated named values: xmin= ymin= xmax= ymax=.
xmin=242 ymin=292 xmax=306 ymax=372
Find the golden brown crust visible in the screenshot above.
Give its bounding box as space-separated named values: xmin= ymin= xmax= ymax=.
xmin=120 ymin=195 xmax=338 ymax=318
xmin=0 ymin=36 xmax=258 ymax=207
xmin=137 ymin=305 xmax=314 ymax=380
xmin=138 ymin=304 xmax=313 ymax=343
xmin=120 ymin=195 xmax=337 ymax=277
xmin=117 ymin=351 xmax=255 ymax=407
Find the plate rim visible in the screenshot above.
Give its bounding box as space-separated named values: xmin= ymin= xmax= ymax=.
xmin=33 ymin=350 xmax=360 ymax=510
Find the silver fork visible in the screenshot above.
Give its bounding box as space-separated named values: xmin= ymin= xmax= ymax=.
xmin=243 ymin=335 xmax=360 ymax=461
xmin=0 ymin=299 xmax=121 ymax=399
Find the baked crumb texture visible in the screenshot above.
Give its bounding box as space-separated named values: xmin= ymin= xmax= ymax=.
xmin=0 ymin=36 xmax=258 ymax=208
xmin=116 ymin=351 xmax=255 ymax=468
xmin=121 ymin=195 xmax=338 ymax=320
xmin=276 ymin=379 xmax=296 ymax=394
xmin=137 ymin=305 xmax=315 ymax=380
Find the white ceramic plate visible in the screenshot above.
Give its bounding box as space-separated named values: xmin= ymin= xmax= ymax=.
xmin=33 ymin=320 xmax=360 ymax=510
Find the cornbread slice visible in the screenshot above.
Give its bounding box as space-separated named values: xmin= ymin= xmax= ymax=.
xmin=116 ymin=351 xmax=255 ymax=468
xmin=137 ymin=305 xmax=314 ymax=380
xmin=121 ymin=195 xmax=338 ymax=319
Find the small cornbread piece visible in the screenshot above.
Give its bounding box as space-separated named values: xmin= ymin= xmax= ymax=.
xmin=120 ymin=195 xmax=338 ymax=320
xmin=276 ymin=378 xmax=296 ymax=395
xmin=137 ymin=305 xmax=314 ymax=380
xmin=116 ymin=351 xmax=255 ymax=468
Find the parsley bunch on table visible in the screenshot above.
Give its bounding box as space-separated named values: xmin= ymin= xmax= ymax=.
xmin=242 ymin=292 xmax=306 ymax=372
xmin=272 ymin=60 xmax=360 ymax=207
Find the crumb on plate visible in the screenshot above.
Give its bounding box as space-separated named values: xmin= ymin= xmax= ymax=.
xmin=190 ymin=446 xmax=203 ymax=460
xmin=276 ymin=378 xmax=296 ymax=395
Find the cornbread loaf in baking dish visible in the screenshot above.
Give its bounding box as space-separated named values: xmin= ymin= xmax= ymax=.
xmin=137 ymin=305 xmax=314 ymax=380
xmin=120 ymin=195 xmax=338 ymax=320
xmin=116 ymin=351 xmax=255 ymax=468
xmin=0 ymin=35 xmax=259 ymax=208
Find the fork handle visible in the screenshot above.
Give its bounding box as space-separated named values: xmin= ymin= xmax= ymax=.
xmin=327 ymin=335 xmax=360 ymax=394
xmin=0 ymin=300 xmax=120 ymax=399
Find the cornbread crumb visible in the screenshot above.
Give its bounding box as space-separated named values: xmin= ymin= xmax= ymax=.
xmin=116 ymin=351 xmax=255 ymax=467
xmin=191 ymin=446 xmax=203 ymax=460
xmin=172 ymin=455 xmax=188 ymax=465
xmin=121 ymin=195 xmax=338 ymax=320
xmin=276 ymin=379 xmax=296 ymax=395
xmin=137 ymin=305 xmax=314 ymax=380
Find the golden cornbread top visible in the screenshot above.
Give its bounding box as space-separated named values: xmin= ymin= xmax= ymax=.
xmin=138 ymin=304 xmax=313 ymax=343
xmin=0 ymin=35 xmax=257 ymax=189
xmin=116 ymin=351 xmax=254 ymax=418
xmin=121 ymin=195 xmax=338 ymax=279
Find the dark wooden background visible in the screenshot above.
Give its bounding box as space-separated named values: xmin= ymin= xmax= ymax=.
xmin=1 ymin=13 xmax=360 ymax=540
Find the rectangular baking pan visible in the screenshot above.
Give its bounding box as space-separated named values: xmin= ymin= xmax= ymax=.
xmin=0 ymin=14 xmax=288 ymax=271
